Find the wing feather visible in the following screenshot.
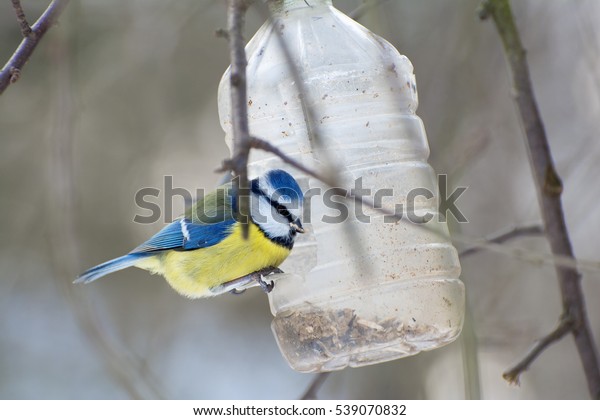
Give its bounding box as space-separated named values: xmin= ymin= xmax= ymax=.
xmin=131 ymin=183 xmax=237 ymax=254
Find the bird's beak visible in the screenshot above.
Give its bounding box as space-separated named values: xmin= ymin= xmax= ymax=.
xmin=290 ymin=220 xmax=305 ymax=234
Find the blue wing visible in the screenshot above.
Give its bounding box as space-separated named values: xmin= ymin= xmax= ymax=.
xmin=76 ymin=183 xmax=238 ymax=284
xmin=131 ymin=217 xmax=236 ymax=253
xmin=132 ymin=181 xmax=238 ymax=254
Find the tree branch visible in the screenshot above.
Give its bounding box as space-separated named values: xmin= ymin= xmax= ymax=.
xmin=223 ymin=0 xmax=252 ymax=238
xmin=248 ymin=137 xmax=334 ymax=185
xmin=453 ymin=231 xmax=600 ymax=274
xmin=459 ymin=224 xmax=544 ymax=258
xmin=11 ymin=0 xmax=32 ymax=37
xmin=480 ymin=0 xmax=600 ymax=398
xmin=247 ymin=136 xmax=401 ymax=221
xmin=502 ymin=315 xmax=574 ymax=386
xmin=0 ymin=0 xmax=70 ymax=95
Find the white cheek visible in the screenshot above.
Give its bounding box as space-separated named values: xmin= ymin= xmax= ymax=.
xmin=254 ymin=197 xmax=291 ymax=238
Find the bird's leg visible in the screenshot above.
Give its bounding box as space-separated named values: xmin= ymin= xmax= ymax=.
xmin=209 ymin=267 xmax=284 ymax=296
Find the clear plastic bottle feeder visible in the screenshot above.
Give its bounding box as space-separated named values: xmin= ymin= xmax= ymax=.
xmin=218 ymin=0 xmax=465 ymax=372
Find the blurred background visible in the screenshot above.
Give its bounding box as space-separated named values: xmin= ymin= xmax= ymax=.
xmin=1 ymin=0 xmax=599 ymax=399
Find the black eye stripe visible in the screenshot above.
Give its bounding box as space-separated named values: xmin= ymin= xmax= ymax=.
xmin=271 ymin=199 xmax=294 ymax=223
xmin=276 ymin=203 xmax=291 ymax=217
xmin=251 ymin=180 xmax=296 ymax=224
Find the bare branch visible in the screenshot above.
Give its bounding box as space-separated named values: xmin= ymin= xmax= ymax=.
xmin=224 ymin=0 xmax=252 ymax=238
xmin=0 ymin=0 xmax=70 ymax=95
xmin=11 ymin=0 xmax=32 ymax=37
xmin=247 ymin=136 xmax=402 ymax=221
xmin=248 ymin=137 xmax=335 ymax=185
xmin=459 ymin=225 xmax=544 ymax=258
xmin=480 ymin=0 xmax=600 ymax=398
xmin=502 ymin=316 xmax=574 ymax=386
xmin=452 ymin=231 xmax=600 ymax=274
xmin=301 ymin=372 xmax=331 ymax=400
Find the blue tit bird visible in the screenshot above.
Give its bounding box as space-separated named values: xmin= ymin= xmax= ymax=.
xmin=76 ymin=169 xmax=305 ymax=298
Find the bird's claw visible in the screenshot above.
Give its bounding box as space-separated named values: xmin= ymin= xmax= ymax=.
xmin=258 ymin=275 xmax=275 ymax=294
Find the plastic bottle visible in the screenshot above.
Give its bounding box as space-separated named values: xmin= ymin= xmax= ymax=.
xmin=218 ymin=0 xmax=465 ymax=372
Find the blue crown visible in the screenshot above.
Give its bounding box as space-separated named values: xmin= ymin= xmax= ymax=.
xmin=264 ymin=169 xmax=303 ymax=203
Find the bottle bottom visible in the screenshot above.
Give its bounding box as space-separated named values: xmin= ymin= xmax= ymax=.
xmin=271 ymin=277 xmax=465 ymax=373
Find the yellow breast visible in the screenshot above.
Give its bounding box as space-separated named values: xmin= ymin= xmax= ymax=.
xmin=135 ymin=222 xmax=291 ymax=298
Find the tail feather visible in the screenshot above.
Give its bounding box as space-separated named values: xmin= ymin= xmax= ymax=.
xmin=75 ymin=254 xmax=146 ymax=284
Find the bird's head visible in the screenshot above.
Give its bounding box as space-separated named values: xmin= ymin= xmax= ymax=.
xmin=249 ymin=169 xmax=304 ymax=249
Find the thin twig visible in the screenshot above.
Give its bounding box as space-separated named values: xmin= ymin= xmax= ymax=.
xmin=503 ymin=316 xmax=574 ymax=385
xmin=480 ymin=0 xmax=600 ymax=398
xmin=248 ymin=136 xmax=401 ymax=221
xmin=454 ymin=232 xmax=600 ymax=274
xmin=459 ymin=225 xmax=544 ymax=258
xmin=248 ymin=137 xmax=334 ymax=185
xmin=219 ymin=139 xmax=405 ymax=228
xmin=224 ymin=0 xmax=252 ymax=238
xmin=0 ymin=0 xmax=70 ymax=94
xmin=11 ymin=0 xmax=32 ymax=37
xmin=301 ymin=372 xmax=331 ymax=400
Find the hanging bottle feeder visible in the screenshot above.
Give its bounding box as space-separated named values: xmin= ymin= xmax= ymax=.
xmin=218 ymin=0 xmax=465 ymax=373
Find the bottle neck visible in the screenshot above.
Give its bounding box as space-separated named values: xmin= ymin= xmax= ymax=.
xmin=267 ymin=0 xmax=333 ymax=15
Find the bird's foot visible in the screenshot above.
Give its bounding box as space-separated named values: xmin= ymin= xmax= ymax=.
xmin=211 ymin=267 xmax=284 ymax=296
xmin=258 ymin=275 xmax=275 ymax=294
